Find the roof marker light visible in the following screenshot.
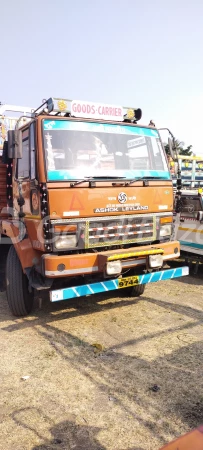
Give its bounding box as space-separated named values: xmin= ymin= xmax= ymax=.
xmin=127 ymin=109 xmax=135 ymax=120
xmin=57 ymin=100 xmax=67 ymax=112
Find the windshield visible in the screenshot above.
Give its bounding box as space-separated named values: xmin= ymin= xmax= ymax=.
xmin=43 ymin=120 xmax=170 ymax=181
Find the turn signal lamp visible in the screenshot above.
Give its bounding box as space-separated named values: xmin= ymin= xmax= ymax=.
xmin=54 ymin=224 xmax=77 ymax=233
xmin=127 ymin=109 xmax=135 ymax=120
xmin=126 ymin=108 xmax=142 ymax=122
xmin=160 ymin=217 xmax=173 ymax=224
xmin=57 ymin=100 xmax=67 ymax=111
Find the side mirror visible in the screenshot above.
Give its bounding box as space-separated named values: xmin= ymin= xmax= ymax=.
xmin=7 ymin=130 xmax=15 ymax=158
xmin=47 ymin=97 xmax=54 ymax=113
xmin=197 ymin=211 xmax=203 ymax=222
xmin=2 ymin=140 xmax=8 ymax=163
xmin=134 ymin=108 xmax=142 ymax=121
xmin=14 ymin=129 xmax=23 ymax=159
xmin=7 ymin=129 xmax=22 ymax=159
xmin=168 ymin=137 xmax=175 ymax=160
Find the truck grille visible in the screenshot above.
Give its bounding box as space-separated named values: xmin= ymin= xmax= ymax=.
xmin=87 ymin=215 xmax=156 ymax=248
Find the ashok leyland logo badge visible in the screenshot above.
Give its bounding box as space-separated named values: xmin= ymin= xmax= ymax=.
xmin=118 ymin=192 xmax=127 ymax=203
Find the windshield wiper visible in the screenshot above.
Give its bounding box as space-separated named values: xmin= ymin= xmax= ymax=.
xmin=70 ymin=176 xmax=126 ymax=187
xmin=70 ymin=175 xmax=164 ymax=187
xmin=112 ymin=176 xmax=164 ymax=187
xmin=124 ymin=176 xmax=164 ymax=186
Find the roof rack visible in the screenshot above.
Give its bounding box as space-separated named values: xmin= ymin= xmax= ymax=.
xmin=177 ymin=155 xmax=203 ymax=162
xmin=32 ymin=97 xmax=143 ymax=123
xmin=0 ymin=104 xmax=33 ymax=116
xmin=0 ymin=104 xmax=34 ymax=151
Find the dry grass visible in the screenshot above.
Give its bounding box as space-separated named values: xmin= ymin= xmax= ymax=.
xmin=0 ymin=263 xmax=203 ymax=449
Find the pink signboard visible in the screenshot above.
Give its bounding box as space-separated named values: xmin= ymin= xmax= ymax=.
xmin=71 ymin=100 xmax=124 ymax=122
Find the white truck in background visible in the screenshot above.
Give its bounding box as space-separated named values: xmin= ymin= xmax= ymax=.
xmin=173 ymin=155 xmax=203 ymax=272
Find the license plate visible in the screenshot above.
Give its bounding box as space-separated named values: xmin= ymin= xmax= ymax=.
xmin=118 ymin=275 xmax=139 ymax=288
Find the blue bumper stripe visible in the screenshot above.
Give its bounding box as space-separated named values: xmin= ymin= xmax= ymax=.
xmin=180 ymin=240 xmax=203 ymax=250
xmin=50 ymin=266 xmax=189 ymax=302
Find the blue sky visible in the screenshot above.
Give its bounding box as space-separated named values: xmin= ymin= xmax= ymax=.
xmin=1 ymin=0 xmax=203 ymax=154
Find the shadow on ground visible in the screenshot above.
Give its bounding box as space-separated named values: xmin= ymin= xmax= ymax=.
xmin=9 ymin=316 xmax=203 ymax=448
xmin=1 ymin=251 xmax=203 ymax=448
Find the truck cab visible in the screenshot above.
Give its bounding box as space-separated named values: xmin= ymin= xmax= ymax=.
xmin=0 ymin=97 xmax=188 ymax=316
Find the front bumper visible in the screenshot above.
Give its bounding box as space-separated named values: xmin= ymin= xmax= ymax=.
xmin=50 ymin=266 xmax=189 ymax=302
xmin=42 ymin=241 xmax=180 ymax=278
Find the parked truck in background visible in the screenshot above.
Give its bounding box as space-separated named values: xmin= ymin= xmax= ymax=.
xmin=172 ymin=154 xmax=203 ymax=270
xmin=0 ymin=97 xmax=188 ymax=316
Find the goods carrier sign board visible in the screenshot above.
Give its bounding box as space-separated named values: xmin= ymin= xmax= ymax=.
xmin=71 ymin=100 xmax=124 ymax=122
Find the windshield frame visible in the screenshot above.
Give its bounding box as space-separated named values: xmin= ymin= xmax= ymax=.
xmin=41 ymin=118 xmax=170 ymax=182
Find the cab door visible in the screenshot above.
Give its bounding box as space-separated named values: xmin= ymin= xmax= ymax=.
xmin=14 ymin=122 xmax=39 ymax=218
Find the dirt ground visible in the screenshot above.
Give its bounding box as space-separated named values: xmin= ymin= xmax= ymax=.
xmin=0 ymin=252 xmax=203 ymax=450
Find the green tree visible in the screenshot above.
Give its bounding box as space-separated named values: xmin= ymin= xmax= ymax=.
xmin=164 ymin=140 xmax=193 ymax=157
xmin=179 ymin=144 xmax=193 ymax=156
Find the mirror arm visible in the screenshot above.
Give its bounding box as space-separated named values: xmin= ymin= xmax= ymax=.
xmin=159 ymin=127 xmax=178 ymax=162
xmin=158 ymin=128 xmax=175 ymax=140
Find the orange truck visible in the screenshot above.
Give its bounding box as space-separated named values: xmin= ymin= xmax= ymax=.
xmin=160 ymin=425 xmax=203 ymax=450
xmin=0 ymin=97 xmax=189 ymax=316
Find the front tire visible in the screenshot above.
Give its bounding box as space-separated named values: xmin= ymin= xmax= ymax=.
xmin=6 ymin=246 xmax=34 ymax=316
xmin=120 ymin=283 xmax=146 ymax=298
xmin=130 ymin=284 xmax=145 ymax=297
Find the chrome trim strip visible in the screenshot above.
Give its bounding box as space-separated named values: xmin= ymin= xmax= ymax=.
xmin=45 ymin=266 xmax=99 ymax=276
xmin=50 ymin=212 xmax=173 ymax=224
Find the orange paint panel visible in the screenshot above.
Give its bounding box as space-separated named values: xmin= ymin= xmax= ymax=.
xmin=43 ymin=253 xmax=98 ymax=277
xmin=37 ymin=118 xmax=47 ymax=183
xmin=2 ymin=220 xmax=41 ymax=270
xmin=15 ymin=238 xmax=41 ymax=270
xmin=25 ymin=219 xmax=45 ymax=251
xmin=69 ymin=193 xmax=85 ymax=211
xmin=43 ymin=241 xmax=180 ymax=278
xmin=48 ymin=185 xmax=173 ymax=219
xmin=153 ymin=189 xmax=164 ymax=205
xmin=160 ymin=426 xmax=203 ymax=450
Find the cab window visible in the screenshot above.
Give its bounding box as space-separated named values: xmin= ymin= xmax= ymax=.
xmin=30 ymin=122 xmax=36 ymax=180
xmin=18 ymin=128 xmax=29 ymax=178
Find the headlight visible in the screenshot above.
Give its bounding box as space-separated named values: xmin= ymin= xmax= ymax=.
xmin=160 ymin=224 xmax=172 ymax=237
xmin=106 ymin=260 xmax=122 ymax=275
xmin=149 ymin=254 xmax=163 ymax=268
xmin=55 ymin=235 xmax=77 ymax=249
